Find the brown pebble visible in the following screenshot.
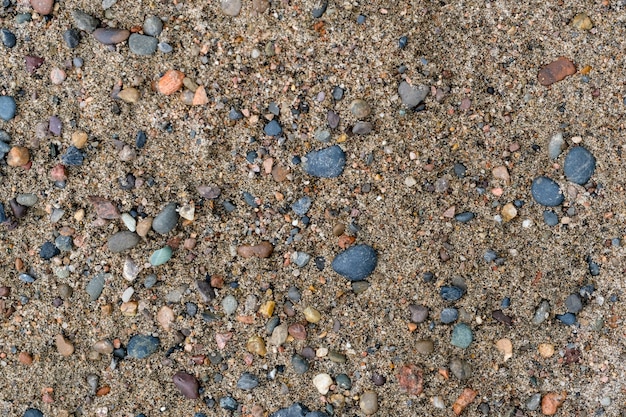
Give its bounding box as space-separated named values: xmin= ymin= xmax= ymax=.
xmin=136 ymin=217 xmax=152 ymax=237
xmin=96 ymin=386 xmax=111 ymax=396
xmin=332 ymin=223 xmax=345 ymax=236
xmin=246 ymin=336 xmax=267 ymax=356
xmin=210 ymin=275 xmax=224 ymax=288
xmin=288 ymin=323 xmax=307 ymax=340
xmin=0 ymin=286 xmax=10 ymax=297
xmin=237 ymin=241 xmax=273 ymax=258
xmin=453 ymin=388 xmax=478 ymax=416
xmin=173 ymin=371 xmax=199 ymax=399
xmin=537 ymin=57 xmax=576 ymax=86
xmin=157 ymin=305 xmax=175 ymax=331
xmin=10 ymin=199 xmax=27 ymax=218
xmin=492 ymin=309 xmax=513 ymax=326
xmin=415 ymin=339 xmax=434 ymax=354
xmin=93 ymin=339 xmax=114 ymax=354
xmin=55 ymin=334 xmax=74 ymax=357
xmin=71 ymin=131 xmax=88 ymax=149
xmin=89 ymin=196 xmax=120 ymax=219
xmin=15 ymin=258 xmax=24 ymax=271
xmin=7 ymin=146 xmax=30 ymax=167
xmin=117 ymin=88 xmax=140 ymax=104
xmin=271 ymin=164 xmax=289 ymax=182
xmin=397 ymin=364 xmax=423 ymax=395
xmin=192 ymin=86 xmax=209 ymax=105
xmin=30 ymin=0 xmax=53 ymax=15
xmin=252 ymin=0 xmax=269 ymax=13
xmin=92 ymin=28 xmax=130 ymax=45
xmin=18 ymin=351 xmax=33 ymax=365
xmin=541 ymin=391 xmax=566 ymax=415
xmin=157 ymin=70 xmax=185 ymax=95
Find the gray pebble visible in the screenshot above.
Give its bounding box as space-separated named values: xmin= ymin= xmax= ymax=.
xmin=165 ymin=285 xmax=186 ymax=303
xmin=352 ymin=121 xmax=372 ymax=135
xmin=72 ymin=10 xmax=100 ymax=33
xmin=350 ymin=99 xmax=371 ymax=118
xmin=292 ymin=252 xmax=311 ymax=268
xmin=0 ymin=96 xmax=17 ymax=121
xmin=291 ymin=354 xmax=309 ymax=374
xmin=264 ymin=119 xmax=282 ymax=136
xmin=526 ymin=393 xmax=541 ymax=411
xmin=455 ymin=211 xmax=475 ymax=223
xmin=531 ymin=176 xmax=563 ymax=207
xmin=450 ymin=323 xmax=473 ymax=348
xmin=398 ymin=81 xmax=429 ymax=108
xmin=332 ymin=244 xmax=377 ymax=281
xmin=221 ymin=0 xmax=242 ymax=16
xmin=92 ymin=28 xmax=130 ymax=45
xmin=449 ymin=357 xmax=472 ymax=380
xmin=222 ymin=295 xmax=238 ymax=315
xmin=548 ymin=132 xmax=564 ymax=159
xmin=158 ymin=42 xmax=173 ymax=53
xmin=409 ymin=304 xmax=429 ymax=323
xmin=63 ymin=29 xmax=81 ymax=48
xmin=40 ymin=241 xmax=59 ymax=260
xmin=152 ymin=202 xmax=178 ymax=234
xmin=440 ymin=286 xmax=464 ymax=301
xmin=61 ymin=146 xmax=84 ymax=166
xmin=532 ymin=300 xmax=550 ymax=325
xmin=143 ymin=16 xmax=163 ymax=37
xmin=332 ymin=86 xmax=344 ymax=101
xmin=86 ymin=374 xmax=99 ymax=394
xmin=0 ymin=28 xmax=16 ymax=48
xmin=237 ymin=372 xmax=259 ymax=390
xmin=564 ymin=146 xmax=596 ymax=185
xmin=565 ymin=293 xmax=583 ymax=314
xmin=302 ymin=145 xmax=346 ymax=178
xmin=335 ymin=374 xmax=351 ymax=390
xmin=543 ymin=210 xmax=559 ymax=226
xmin=54 ymin=235 xmax=72 ymax=252
xmin=327 ymin=110 xmax=340 ymax=129
xmin=107 ymin=231 xmax=140 ymax=253
xmin=291 ymin=196 xmax=311 ymax=216
xmin=127 ymin=334 xmax=160 ymax=359
xmin=102 ymin=0 xmax=117 ymax=9
xmin=311 ymin=0 xmax=328 ymax=18
xmin=314 ymin=128 xmax=331 ymax=143
xmin=440 ymin=307 xmax=458 ymax=323
xmin=128 ymin=33 xmax=158 ymax=55
xmin=144 ymin=274 xmax=157 ymax=288
xmin=16 ymin=193 xmax=38 ymax=207
xmin=86 ymin=273 xmax=106 ymax=301
xmin=23 ymin=409 xmax=43 ymax=417
xmin=288 ymin=286 xmax=301 ymax=302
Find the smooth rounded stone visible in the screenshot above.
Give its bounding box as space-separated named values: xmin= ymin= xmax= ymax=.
xmin=451 ymin=323 xmax=473 ymax=348
xmin=313 ymin=373 xmax=333 ymax=395
xmin=222 ymin=295 xmax=238 ymax=315
xmin=314 ymin=128 xmax=331 ymax=143
xmin=543 ymin=210 xmax=559 ymax=226
xmin=564 ymin=146 xmax=596 ymax=185
xmin=39 ymin=242 xmax=60 ymax=260
xmin=532 ymin=300 xmax=551 ymax=325
xmin=54 ymin=235 xmax=72 ymax=252
xmin=264 ymin=119 xmax=282 ymax=136
xmin=453 ymin=163 xmax=467 ymax=178
xmin=58 ymin=283 xmax=72 ymax=299
xmin=415 ymin=339 xmax=434 ymax=354
xmin=19 ymin=273 xmax=35 ymax=283
xmin=62 ymin=29 xmax=81 ymax=48
xmin=526 ymin=393 xmax=542 ymax=411
xmin=531 ymin=176 xmax=563 ymax=207
xmin=440 ymin=286 xmax=464 ymax=301
xmin=16 ymin=193 xmax=38 ymax=207
xmin=556 ymin=312 xmax=576 ymax=325
xmin=334 ymin=374 xmax=352 ymax=390
xmin=332 ymin=86 xmax=344 ymax=101
xmin=292 ymin=252 xmax=311 ymax=268
xmin=143 ymin=16 xmax=163 ymax=36
xmin=588 ymin=260 xmax=600 ymax=276
xmin=440 ymin=307 xmax=459 ymax=323
xmin=23 ymin=409 xmax=43 ymax=417
xmin=352 ymin=121 xmax=372 ymax=135
xmin=150 ymin=246 xmax=172 ymax=266
xmin=409 ymin=304 xmax=429 ymax=323
xmin=107 ymin=231 xmax=140 ymax=253
xmin=565 ymin=293 xmax=583 ymax=314
xmin=311 ymin=0 xmax=327 ymax=17
xmin=127 ymin=334 xmax=160 ymax=359
xmin=121 ymin=213 xmax=136 ymax=232
xmin=30 ymin=0 xmax=53 ymax=14
xmin=129 ymin=33 xmax=158 ymax=55
xmin=332 ymin=244 xmax=377 ymax=281
xmin=237 ymin=241 xmax=273 ymax=258
xmin=351 ymin=280 xmax=370 ymax=294
xmin=302 ymin=145 xmax=346 ymax=178
xmin=152 ymin=202 xmax=178 ymax=234
xmin=548 ymin=132 xmax=564 ymax=159
xmin=291 ymin=354 xmax=309 ymax=374
xmin=455 ymin=211 xmax=475 ymax=223
xmin=303 ymin=306 xmax=321 ymax=323
xmin=221 ymin=0 xmax=241 ymax=16
xmin=237 ymin=372 xmax=259 ymax=390
xmin=1 ymin=29 xmax=17 ymax=48
xmin=291 ymin=196 xmax=311 ymax=216
xmin=398 ymin=81 xmax=429 ymax=108
xmin=93 ymin=339 xmax=114 ymax=354
xmin=538 ymin=57 xmax=576 ymax=86
xmin=86 ymin=273 xmax=106 ymax=301
xmin=359 ymin=391 xmax=378 ymax=415
xmin=93 ymin=28 xmax=130 ymax=45
xmin=173 ymin=371 xmax=199 ymax=399
xmin=0 ymin=96 xmax=16 ymax=121
xmin=350 ymin=99 xmax=371 ymax=118
xmin=72 ymin=10 xmax=99 ymax=32
xmin=269 ymin=403 xmax=329 ymax=417
xmin=288 ymin=286 xmax=301 ymax=302
xmin=449 ymin=357 xmax=472 ymax=380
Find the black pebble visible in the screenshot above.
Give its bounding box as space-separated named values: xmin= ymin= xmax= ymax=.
xmin=136 ymin=130 xmax=147 ymax=148
xmin=1 ymin=28 xmax=16 ymax=48
xmin=40 ymin=241 xmax=60 ymax=260
xmin=62 ymin=29 xmax=81 ymax=48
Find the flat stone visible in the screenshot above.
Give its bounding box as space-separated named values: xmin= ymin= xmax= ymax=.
xmin=451 ymin=323 xmax=473 ymax=348
xmin=23 ymin=409 xmax=43 ymax=417
xmin=173 ymin=371 xmax=199 ymax=399
xmin=55 ymin=334 xmax=74 ymax=356
xmin=237 ymin=372 xmax=259 ymax=390
xmin=128 ymin=33 xmax=158 ymax=55
xmin=150 ymin=246 xmax=172 ymax=266
xmin=548 ymin=132 xmax=564 ymax=159
xmin=331 ymin=244 xmax=377 ymax=281
xmin=291 ymin=354 xmax=309 ymax=374
xmin=563 ymin=146 xmax=595 ymax=185
xmin=543 ymin=210 xmax=559 ymax=226
xmin=72 ymin=10 xmax=99 ymax=32
xmin=107 ymin=231 xmax=140 ymax=252
xmin=455 ymin=211 xmax=475 ymax=223
xmin=40 ymin=241 xmax=60 ymax=260
xmin=264 ymin=119 xmax=282 ymax=136
xmin=352 ymin=121 xmax=372 ymax=135
xmin=397 ymin=364 xmax=423 ymax=395
xmin=61 ymin=146 xmax=84 ymax=165
xmin=302 ymin=145 xmax=346 ymax=178
xmin=415 ymin=339 xmax=434 ymax=354
xmin=62 ymin=28 xmax=80 ymax=50
xmin=93 ymin=28 xmax=130 ymax=45
xmin=398 ymin=81 xmax=428 ymax=108
xmin=237 ymin=241 xmax=273 ymax=258
xmin=222 ymin=295 xmax=238 ymax=315
xmin=152 ymin=202 xmax=178 ymax=234
xmin=531 ymin=176 xmax=564 ymax=207
xmin=440 ymin=286 xmax=464 ymax=301
xmin=572 ymin=13 xmax=593 ymax=30
xmin=269 ymin=403 xmax=329 ymax=417
xmin=221 ymin=0 xmax=242 ymax=16
xmin=0 ymin=96 xmax=16 ymax=121
xmin=127 ymin=334 xmax=160 ymax=359
xmin=565 ymin=293 xmax=583 ymax=314
xmin=532 ymin=300 xmax=551 ymax=325
xmin=537 ymin=57 xmax=576 ymax=86
xmin=86 ymin=273 xmax=106 ymax=301
xmin=7 ymin=146 xmax=29 ymax=167
xmin=291 ymin=196 xmax=311 ymax=216
xmin=440 ymin=307 xmax=458 ymax=323
xmin=1 ymin=29 xmax=17 ymax=48
xmin=93 ymin=339 xmax=114 ymax=354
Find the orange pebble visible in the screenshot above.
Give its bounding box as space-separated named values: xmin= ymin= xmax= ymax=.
xmin=541 ymin=391 xmax=566 ymax=415
xmin=157 ymin=70 xmax=185 ymax=95
xmin=453 ymin=388 xmax=478 ymax=415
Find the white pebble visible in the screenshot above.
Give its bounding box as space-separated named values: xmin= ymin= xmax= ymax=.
xmin=178 ymin=204 xmax=195 ymax=220
xmin=312 ymin=373 xmax=333 ymax=395
xmin=404 ymin=176 xmax=417 ymax=187
xmin=121 ymin=213 xmax=136 ymax=232
xmin=121 ymin=287 xmax=134 ymax=302
xmin=432 ymin=396 xmax=445 ymax=409
xmin=522 ymin=219 xmax=533 ymax=228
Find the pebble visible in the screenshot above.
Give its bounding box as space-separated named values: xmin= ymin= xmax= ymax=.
xmin=221 ymin=0 xmax=242 ymax=16
xmin=1 ymin=29 xmax=17 ymax=48
xmin=397 ymin=364 xmax=423 ymax=395
xmin=220 ymin=396 xmax=239 ymax=410
xmin=352 ymin=121 xmax=373 ymax=135
xmin=538 ymin=343 xmax=555 ymax=358
xmin=72 ymin=10 xmax=99 ymax=32
xmin=501 ymin=203 xmax=517 ymax=222
xmin=332 ymin=86 xmax=344 ymax=101
xmin=143 ymin=16 xmax=163 ymax=36
xmin=350 ymin=99 xmax=371 ymax=118
xmin=55 ymin=334 xmax=74 ymax=356
xmin=288 ymin=286 xmax=301 ymax=302
xmin=0 ymin=203 xmax=5 ymax=222
xmin=246 ymin=336 xmax=266 ymax=355
xmin=496 ymin=338 xmax=513 ymax=361
xmin=454 ymin=211 xmax=475 ymax=223
xmin=129 ymin=33 xmax=158 ymax=55
xmin=565 ymin=293 xmax=583 ymax=313
xmin=548 ymin=132 xmax=564 ymax=159
xmin=16 ymin=193 xmax=38 ymax=207
xmin=71 ymin=131 xmax=88 ymax=149
xmin=451 ymin=323 xmax=473 ymax=348
xmin=541 ymin=392 xmax=566 ymax=415
xmin=264 ymin=119 xmax=282 ymax=136
xmin=54 ymin=235 xmax=72 ymax=252
xmin=157 ymin=70 xmax=184 ymax=95
xmin=19 ymin=274 xmax=35 ymax=283
xmin=86 ymin=273 xmax=106 ymax=301
xmin=415 ymin=339 xmax=434 ymax=354
xmin=127 ymin=334 xmax=160 ymax=359
xmin=314 ymin=128 xmax=331 ymax=142
xmin=359 ymin=391 xmax=378 ymax=415
xmin=331 ymin=244 xmax=377 ymax=281
xmin=313 ymin=373 xmax=333 ymax=395
xmin=453 ymin=163 xmax=467 ymax=178
xmin=25 ymin=55 xmax=44 ymax=73
xmin=311 ymin=0 xmax=328 ymax=18
xmin=291 ymin=354 xmax=309 ymax=374
xmin=136 ymin=130 xmax=147 ymax=148
xmin=40 ymin=241 xmax=60 ymax=260
xmin=532 ymin=300 xmax=551 ymax=325
xmin=23 ymin=409 xmax=43 ymax=417
xmin=397 ymin=81 xmax=428 ymax=108
xmin=93 ymin=340 xmax=114 ymax=354
xmin=150 ymin=246 xmax=172 ymax=266
xmin=0 ymin=96 xmax=17 ymax=121
xmin=572 ymin=12 xmax=593 ymax=30
xmin=10 ymin=199 xmax=27 ymax=218
xmin=556 ymin=312 xmax=576 ymax=325
xmin=107 ymin=231 xmax=140 ymax=252
xmin=222 ymin=295 xmax=238 ymax=315
xmin=563 ymin=146 xmax=595 ymax=185
xmin=302 ymin=145 xmax=346 ymax=178
xmin=440 ymin=307 xmax=458 ymax=323
xmin=398 ymin=35 xmax=408 ymax=49
xmin=409 ymin=304 xmax=429 ymax=323
xmin=440 ymin=286 xmax=464 ymax=301
xmin=30 ymin=0 xmax=53 ymax=14
xmin=61 ymin=146 xmax=84 ymax=165
xmin=538 ymin=57 xmax=576 ymax=86
xmin=118 ymin=88 xmax=140 ymax=103
xmin=93 ymin=28 xmax=131 ymax=45
xmin=237 ymin=241 xmax=274 ymax=258
xmin=449 ymin=357 xmax=472 ymax=380
xmin=102 ymin=0 xmax=116 ymax=9
xmin=292 ymin=252 xmax=311 ymax=268
xmin=237 ymin=372 xmax=259 ymax=390
xmin=543 ymin=210 xmax=558 ymax=226
xmin=152 ymin=202 xmax=178 ymax=234
xmin=172 ymin=371 xmax=199 ymax=399
xmin=334 ymin=374 xmax=351 ymax=390
xmin=303 ymin=306 xmax=321 ymax=323
xmin=291 ymin=196 xmax=311 ymax=216
xmin=121 ymin=213 xmax=136 ymax=232
xmin=144 ymin=274 xmax=157 ymax=288
xmin=531 ymin=176 xmax=563 ymax=206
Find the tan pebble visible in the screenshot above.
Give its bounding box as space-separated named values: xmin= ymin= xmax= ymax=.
xmin=496 ymin=338 xmax=513 ymax=361
xmin=118 ymin=88 xmax=140 ymax=103
xmin=415 ymin=339 xmax=434 ymax=354
xmin=359 ymin=391 xmax=378 ymax=415
xmin=443 ymin=206 xmax=456 ymax=218
xmin=270 ymin=324 xmax=288 ymax=346
xmin=71 ymin=131 xmax=88 ymax=149
xmin=262 ymin=158 xmax=273 ymax=174
xmin=303 ymin=306 xmax=321 ymax=323
xmin=74 ymin=209 xmax=85 ymax=221
xmin=541 ymin=391 xmax=566 ymax=415
xmin=15 ymin=257 xmax=24 ymax=271
xmin=572 ymin=13 xmax=593 ymax=30
xmin=312 ymin=373 xmax=333 ymax=395
xmin=55 ymin=334 xmax=74 ymax=357
xmin=492 ymin=165 xmax=510 ymax=184
xmin=271 ymin=164 xmax=289 ymax=182
xmin=192 ymin=86 xmax=209 ymax=105
xmin=183 ymin=238 xmax=196 ymax=250
xmin=258 ymin=301 xmax=275 ymax=317
xmin=93 ymin=339 xmax=114 ymax=354
xmin=18 ymin=351 xmax=33 ymax=365
xmin=157 ymin=70 xmax=185 ymax=95
xmin=157 ymin=306 xmax=175 ymax=331
xmin=452 ymin=388 xmax=478 ymax=416
xmin=332 ymin=223 xmax=345 ymax=236
xmin=7 ymin=146 xmax=30 ymax=167
xmin=538 ymin=343 xmax=555 ymax=358
xmin=120 ymin=301 xmax=138 ymax=316
xmin=50 ymin=67 xmax=66 ymax=84
xmin=246 ymin=336 xmax=266 ymax=356
xmin=501 ymin=203 xmax=518 ymax=222
xmin=237 ymin=241 xmax=273 ymax=258
xmin=136 ymin=217 xmax=152 ymax=237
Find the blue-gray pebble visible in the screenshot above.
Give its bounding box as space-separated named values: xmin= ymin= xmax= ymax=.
xmin=40 ymin=242 xmax=60 ymax=260
xmin=564 ymin=146 xmax=596 ymax=185
xmin=556 ymin=313 xmax=576 ymax=325
xmin=86 ymin=274 xmax=105 ymax=301
xmin=270 ymin=403 xmax=329 ymax=417
xmin=543 ymin=210 xmax=558 ymax=226
xmin=291 ymin=354 xmax=309 ymax=374
xmin=219 ymin=397 xmax=238 ymax=411
xmin=264 ymin=119 xmax=282 ymax=136
xmin=152 ymin=202 xmax=178 ymax=234
xmin=331 ymin=244 xmax=377 ymax=281
xmin=311 ymin=0 xmax=328 ymax=18
xmin=440 ymin=307 xmax=458 ymax=323
xmin=127 ymin=334 xmax=160 ymax=358
xmin=455 ymin=212 xmax=475 ymax=223
xmin=565 ymin=294 xmax=583 ymax=314
xmin=440 ymin=286 xmax=464 ymax=301
xmin=23 ymin=409 xmax=43 ymax=417
xmin=302 ymin=145 xmax=346 ymax=178
xmin=61 ymin=146 xmax=84 ymax=165
xmin=143 ymin=16 xmax=163 ymax=37
xmin=63 ymin=29 xmax=81 ymax=48
xmin=451 ymin=323 xmax=473 ymax=348
xmin=128 ymin=33 xmax=158 ymax=55
xmin=531 ymin=176 xmax=563 ymax=206
xmin=1 ymin=29 xmax=17 ymax=48
xmin=291 ymin=196 xmax=311 ymax=216
xmin=236 ymin=372 xmax=259 ymax=390
xmin=0 ymin=96 xmax=17 ymax=121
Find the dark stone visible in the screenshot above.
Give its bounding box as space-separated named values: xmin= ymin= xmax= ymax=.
xmin=23 ymin=409 xmax=44 ymax=417
xmin=40 ymin=241 xmax=60 ymax=260
xmin=9 ymin=199 xmax=27 ymax=219
xmin=543 ymin=210 xmax=559 ymax=226
xmin=440 ymin=286 xmax=464 ymax=301
xmin=92 ymin=28 xmax=130 ymax=45
xmin=565 ymin=294 xmax=583 ymax=314
xmin=63 ymin=29 xmax=81 ymax=48
xmin=492 ymin=309 xmax=513 ymax=326
xmin=455 ymin=211 xmax=475 ymax=223
xmin=269 ymin=403 xmax=329 ymax=417
xmin=563 ymin=146 xmax=596 ymax=185
xmin=173 ymin=371 xmax=199 ymax=399
xmin=264 ymin=119 xmax=282 ymax=136
xmin=1 ymin=28 xmax=17 ymax=48
xmin=236 ymin=372 xmax=259 ymax=390
xmin=136 ymin=130 xmax=147 ymax=148
xmin=302 ymin=145 xmax=346 ymax=178
xmin=331 ymin=244 xmax=377 ymax=281
xmin=556 ymin=313 xmax=576 ymax=325
xmin=531 ymin=176 xmax=563 ymax=207
xmin=61 ymin=146 xmax=84 ymax=165
xmin=219 ymin=396 xmax=238 ymax=411
xmin=127 ymin=334 xmax=160 ymax=359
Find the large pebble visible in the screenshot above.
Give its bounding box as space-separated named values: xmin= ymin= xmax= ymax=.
xmin=127 ymin=334 xmax=160 ymax=358
xmin=143 ymin=16 xmax=163 ymax=36
xmin=302 ymin=145 xmax=346 ymax=178
xmin=440 ymin=286 xmax=464 ymax=301
xmin=264 ymin=119 xmax=282 ymax=136
xmin=23 ymin=409 xmax=43 ymax=417
xmin=537 ymin=57 xmax=576 ymax=86
xmin=107 ymin=231 xmax=140 ymax=252
xmin=451 ymin=323 xmax=473 ymax=348
xmin=150 ymin=246 xmax=172 ymax=266
xmin=269 ymin=403 xmax=328 ymax=417
xmin=237 ymin=372 xmax=259 ymax=390
xmin=350 ymin=99 xmax=371 ymax=118
xmin=72 ymin=10 xmax=99 ymax=32
xmin=152 ymin=202 xmax=178 ymax=234
xmin=398 ymin=81 xmax=428 ymax=108
xmin=86 ymin=273 xmax=106 ymax=301
xmin=173 ymin=371 xmax=199 ymax=399
xmin=563 ymin=146 xmax=595 ymax=185
xmin=313 ymin=373 xmax=333 ymax=394
xmin=40 ymin=241 xmax=60 ymax=260
xmin=129 ymin=33 xmax=158 ymax=55
xmin=291 ymin=196 xmax=311 ymax=216
xmin=331 ymin=244 xmax=377 ymax=281
xmin=93 ymin=28 xmax=130 ymax=45
xmin=30 ymin=0 xmax=53 ymax=15
xmin=221 ymin=0 xmax=242 ymax=16
xmin=409 ymin=304 xmax=428 ymax=323
xmin=531 ymin=176 xmax=563 ymax=206
xmin=7 ymin=146 xmax=29 ymax=167
xmin=237 ymin=241 xmax=273 ymax=258
xmin=0 ymin=96 xmax=17 ymax=121
xmin=359 ymin=391 xmax=378 ymax=415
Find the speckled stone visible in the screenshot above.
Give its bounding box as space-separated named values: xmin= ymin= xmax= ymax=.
xmin=563 ymin=146 xmax=596 ymax=185
xmin=107 ymin=231 xmax=140 ymax=253
xmin=127 ymin=334 xmax=160 ymax=359
xmin=531 ymin=176 xmax=563 ymax=207
xmin=451 ymin=323 xmax=473 ymax=348
xmin=302 ymin=145 xmax=346 ymax=178
xmin=152 ymin=202 xmax=178 ymax=234
xmin=128 ymin=33 xmax=158 ymax=55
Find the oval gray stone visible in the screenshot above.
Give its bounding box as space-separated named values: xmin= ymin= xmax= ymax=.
xmin=221 ymin=0 xmax=242 ymax=16
xmin=563 ymin=146 xmax=596 ymax=185
xmin=86 ymin=273 xmax=106 ymax=301
xmin=398 ymin=81 xmax=428 ymax=108
xmin=152 ymin=202 xmax=178 ymax=234
xmin=127 ymin=334 xmax=160 ymax=359
xmin=107 ymin=231 xmax=140 ymax=252
xmin=143 ymin=16 xmax=163 ymax=37
xmin=72 ymin=10 xmax=99 ymax=32
xmin=92 ymin=28 xmax=130 ymax=45
xmin=302 ymin=145 xmax=346 ymax=178
xmin=128 ymin=33 xmax=158 ymax=55
xmin=331 ymin=244 xmax=377 ymax=281
xmin=531 ymin=176 xmax=563 ymax=207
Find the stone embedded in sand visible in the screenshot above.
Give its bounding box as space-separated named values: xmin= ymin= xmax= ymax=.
xmin=453 ymin=388 xmax=478 ymax=416
xmin=501 ymin=202 xmax=518 ymax=222
xmin=30 ymin=0 xmax=53 ymax=15
xmin=89 ymin=196 xmax=119 ymax=219
xmin=157 ymin=70 xmax=184 ymax=95
xmin=55 ymin=334 xmax=74 ymax=357
xmin=572 ymin=13 xmax=593 ymax=30
xmin=7 ymin=146 xmax=29 ymax=167
xmin=172 ymin=371 xmax=199 ymax=399
xmin=537 ymin=57 xmax=576 ymax=86
xmin=92 ymin=28 xmax=130 ymax=45
xmin=397 ymin=364 xmax=424 ymax=395
xmin=237 ymin=241 xmax=273 ymax=258
xmin=193 ymin=86 xmax=209 ymax=105
xmin=541 ymin=391 xmax=566 ymax=415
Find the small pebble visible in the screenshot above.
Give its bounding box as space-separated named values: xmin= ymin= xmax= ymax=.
xmin=532 ymin=300 xmax=551 ymax=325
xmin=331 ymin=244 xmax=377 ymax=281
xmin=302 ymin=145 xmax=346 ymax=178
xmin=440 ymin=286 xmax=464 ymax=301
xmin=572 ymin=12 xmax=593 ymax=30
xmin=303 ymin=306 xmax=321 ymax=323
xmin=23 ymin=409 xmax=43 ymax=417
xmin=86 ymin=274 xmax=106 ymax=301
xmin=451 ymin=323 xmax=473 ymax=348
xmin=173 ymin=371 xmax=199 ymax=399
xmin=40 ymin=241 xmax=60 ymax=260
xmin=150 ymin=246 xmax=172 ymax=266
xmin=55 ymin=334 xmax=75 ymax=357
xmin=107 ymin=231 xmax=140 ymax=253
xmin=556 ymin=312 xmax=576 ymax=325
xmin=415 ymin=339 xmax=434 ymax=354
xmin=264 ymin=119 xmax=282 ymax=136
xmin=409 ymin=304 xmax=429 ymax=323
xmin=30 ymin=0 xmax=53 ymax=14
xmin=152 ymin=202 xmax=178 ymax=234
xmin=0 ymin=96 xmax=17 ymax=121
xmin=60 ymin=146 xmax=84 ymax=165
xmin=398 ymin=81 xmax=428 ymax=108
xmin=541 ymin=392 xmax=566 ymax=415
xmin=537 ymin=57 xmax=576 ymax=86
xmin=440 ymin=307 xmax=458 ymax=323
xmin=237 ymin=372 xmax=259 ymax=390
xmin=127 ymin=334 xmax=160 ymax=359
xmin=143 ymin=16 xmax=163 ymax=36
xmin=531 ymin=176 xmax=563 ymax=207
xmin=222 ymin=295 xmax=238 ymax=315
xmin=237 ymin=241 xmax=273 ymax=258
xmin=543 ymin=210 xmax=559 ymax=226
xmin=128 ymin=33 xmax=158 ymax=55
xmin=93 ymin=27 xmax=130 ymax=45
xmin=359 ymin=391 xmax=378 ymax=415
xmin=311 ymin=0 xmax=328 ymax=18
xmin=352 ymin=121 xmax=372 ymax=135
xmin=291 ymin=354 xmax=309 ymax=374
xmin=563 ymin=146 xmax=596 ymax=185
xmin=455 ymin=212 xmax=475 ymax=223
xmin=1 ymin=29 xmax=17 ymax=48
xmin=332 ymin=86 xmax=344 ymax=101
xmin=565 ymin=293 xmax=583 ymax=314
xmin=221 ymin=0 xmax=242 ymax=16
xmin=291 ymin=196 xmax=312 ymax=216
xmin=350 ymin=99 xmax=371 ymax=118
xmin=292 ymin=252 xmax=311 ymax=267
xmin=449 ymin=357 xmax=472 ymax=380
xmin=548 ymin=132 xmax=564 ymax=159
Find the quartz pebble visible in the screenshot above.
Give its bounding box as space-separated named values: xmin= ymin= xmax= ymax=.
xmin=359 ymin=391 xmax=378 ymax=415
xmin=548 ymin=132 xmax=564 ymax=159
xmin=312 ymin=373 xmax=333 ymax=395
